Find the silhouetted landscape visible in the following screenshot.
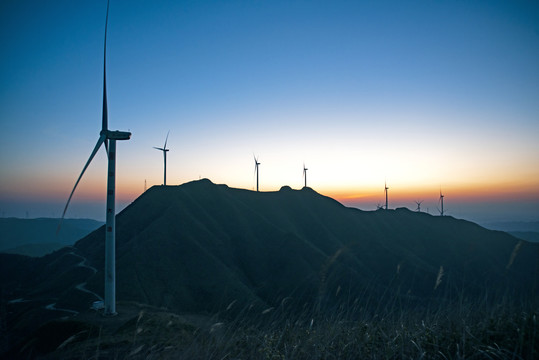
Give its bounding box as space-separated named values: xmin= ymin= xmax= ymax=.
xmin=1 ymin=179 xmax=538 ymax=359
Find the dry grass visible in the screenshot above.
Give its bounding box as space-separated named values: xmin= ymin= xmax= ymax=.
xmin=47 ymin=295 xmax=538 ymax=360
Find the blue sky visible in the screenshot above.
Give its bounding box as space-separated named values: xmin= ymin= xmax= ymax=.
xmin=1 ymin=0 xmax=538 ymax=223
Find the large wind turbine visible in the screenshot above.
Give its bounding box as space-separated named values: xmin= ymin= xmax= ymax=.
xmin=254 ymin=155 xmax=260 ymax=192
xmin=303 ymin=163 xmax=308 ymax=188
xmin=384 ymin=181 xmax=389 ymax=210
xmin=153 ymin=131 xmax=170 ymax=185
xmin=58 ymin=0 xmax=129 ymax=316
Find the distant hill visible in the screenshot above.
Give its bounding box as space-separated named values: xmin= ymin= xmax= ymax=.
xmin=482 ymin=221 xmax=539 ymax=243
xmin=509 ymin=231 xmax=539 ymax=243
xmin=0 ymin=218 xmax=103 ymax=256
xmin=2 ymin=179 xmax=537 ymax=319
xmin=483 ymin=220 xmax=539 ymax=232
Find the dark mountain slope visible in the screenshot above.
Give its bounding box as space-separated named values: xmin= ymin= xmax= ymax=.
xmin=69 ymin=180 xmax=539 ymax=314
xmin=2 ymin=179 xmax=537 ymax=319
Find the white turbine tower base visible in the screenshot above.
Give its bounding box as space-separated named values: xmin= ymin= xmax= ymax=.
xmin=105 ymin=140 xmax=116 ymax=315
xmin=104 ymin=132 xmax=129 ymax=315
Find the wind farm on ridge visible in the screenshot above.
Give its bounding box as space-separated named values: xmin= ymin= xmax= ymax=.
xmin=3 ymin=1 xmax=538 ymax=358
xmin=56 ymin=0 xmax=454 ymax=319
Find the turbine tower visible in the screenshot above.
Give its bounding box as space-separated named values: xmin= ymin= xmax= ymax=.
xmin=415 ymin=200 xmax=423 ymax=212
xmin=153 ymin=131 xmax=170 ymax=185
xmin=303 ymin=163 xmax=308 ymax=188
xmin=439 ymin=189 xmax=445 ymax=216
xmin=58 ymin=0 xmax=129 ymax=316
xmin=384 ymin=181 xmax=389 ymax=210
xmin=254 ymin=155 xmax=260 ymax=192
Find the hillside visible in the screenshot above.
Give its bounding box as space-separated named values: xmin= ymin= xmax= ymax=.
xmin=1 ymin=179 xmax=538 ymax=357
xmin=3 ymin=180 xmax=537 ymax=312
xmin=83 ymin=180 xmax=538 ymax=311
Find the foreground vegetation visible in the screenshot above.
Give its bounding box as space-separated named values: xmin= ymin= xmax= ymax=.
xmin=43 ymin=297 xmax=538 ymax=360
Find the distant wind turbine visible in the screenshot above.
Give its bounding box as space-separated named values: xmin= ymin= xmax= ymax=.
xmin=154 ymin=131 xmax=170 ymax=186
xmin=254 ymin=155 xmax=260 ymax=192
xmin=439 ymin=189 xmax=445 ymax=216
xmin=303 ymin=163 xmax=308 ymax=188
xmin=58 ymin=0 xmax=130 ymax=316
xmin=384 ymin=181 xmax=389 ymax=210
xmin=415 ymin=200 xmax=423 ymax=212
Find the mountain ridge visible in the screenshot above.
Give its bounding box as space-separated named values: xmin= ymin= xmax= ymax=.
xmin=71 ymin=179 xmax=536 ymax=311
xmin=2 ymin=179 xmax=538 ymax=319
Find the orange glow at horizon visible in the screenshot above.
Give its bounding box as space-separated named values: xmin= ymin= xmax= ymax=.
xmin=6 ymin=176 xmax=537 ymax=204
xmin=324 ymin=181 xmax=539 ymax=206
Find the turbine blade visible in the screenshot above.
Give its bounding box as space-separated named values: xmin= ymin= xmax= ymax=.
xmin=154 ymin=147 xmax=164 ymax=151
xmin=57 ymin=134 xmax=106 ymax=234
xmin=101 ymin=0 xmax=110 ymax=133
xmin=164 ymin=130 xmax=170 ymax=149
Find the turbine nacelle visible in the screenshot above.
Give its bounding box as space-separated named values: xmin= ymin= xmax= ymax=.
xmin=106 ymin=130 xmax=131 ymax=140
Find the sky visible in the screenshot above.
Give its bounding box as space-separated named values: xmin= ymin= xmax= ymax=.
xmin=1 ymin=0 xmax=538 ymax=224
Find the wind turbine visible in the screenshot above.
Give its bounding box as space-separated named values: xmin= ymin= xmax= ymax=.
xmin=303 ymin=163 xmax=308 ymax=188
xmin=58 ymin=0 xmax=130 ymax=316
xmin=439 ymin=189 xmax=445 ymax=216
xmin=384 ymin=181 xmax=389 ymax=210
xmin=153 ymin=131 xmax=170 ymax=185
xmin=254 ymin=155 xmax=260 ymax=192
xmin=415 ymin=200 xmax=423 ymax=212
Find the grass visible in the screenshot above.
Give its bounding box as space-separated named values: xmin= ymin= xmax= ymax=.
xmin=180 ymin=300 xmax=537 ymax=360
xmin=44 ymin=294 xmax=538 ymax=360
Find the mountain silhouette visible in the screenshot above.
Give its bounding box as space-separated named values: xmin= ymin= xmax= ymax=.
xmin=2 ymin=179 xmax=537 ymax=322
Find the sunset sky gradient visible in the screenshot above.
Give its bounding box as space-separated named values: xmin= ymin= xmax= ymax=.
xmin=1 ymin=0 xmax=538 ymax=224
